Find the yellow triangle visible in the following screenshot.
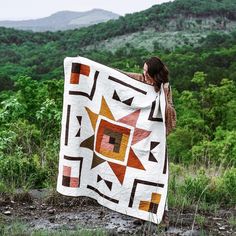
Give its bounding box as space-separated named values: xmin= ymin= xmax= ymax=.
xmin=99 ymin=96 xmax=115 ymax=120
xmin=85 ymin=107 xmax=98 ymax=131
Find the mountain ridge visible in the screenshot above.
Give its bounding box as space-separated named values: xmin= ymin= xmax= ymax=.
xmin=0 ymin=9 xmax=120 ymax=32
xmin=0 ymin=0 xmax=235 ymax=51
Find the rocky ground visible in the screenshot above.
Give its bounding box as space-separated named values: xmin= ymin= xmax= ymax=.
xmin=0 ymin=189 xmax=235 ymax=235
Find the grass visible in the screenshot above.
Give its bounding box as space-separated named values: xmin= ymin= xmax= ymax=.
xmin=0 ymin=163 xmax=235 ymax=236
xmin=0 ymin=221 xmax=108 ymax=236
xmin=228 ymin=215 xmax=236 ymax=229
xmin=195 ymin=214 xmax=206 ymax=227
xmin=168 ymin=163 xmax=236 ymax=210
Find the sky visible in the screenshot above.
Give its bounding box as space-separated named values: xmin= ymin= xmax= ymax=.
xmin=0 ymin=0 xmax=173 ymax=21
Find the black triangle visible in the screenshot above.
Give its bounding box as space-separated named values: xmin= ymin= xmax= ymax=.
xmin=104 ymin=180 xmax=113 ymax=191
xmin=75 ymin=128 xmax=81 ymax=137
xmin=157 ymin=101 xmax=162 ymax=118
xmin=150 ymin=141 xmax=160 ymax=150
xmin=122 ymin=97 xmax=134 ymax=106
xmin=97 ymin=175 xmax=102 ymax=183
xmin=80 ymin=135 xmax=94 ymax=150
xmin=149 ymin=152 xmax=158 ymax=162
xmin=112 ymin=90 xmax=121 ymax=101
xmin=91 ymin=152 xmax=106 ymax=169
xmin=76 ymin=116 xmax=82 ymax=125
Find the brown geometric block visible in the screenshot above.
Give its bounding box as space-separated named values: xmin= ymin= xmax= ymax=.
xmin=128 ymin=179 xmax=164 ymax=208
xmin=138 ymin=193 xmax=161 ymax=214
xmin=70 ymin=63 xmax=90 ymax=84
xmin=149 ymin=202 xmax=158 ymax=214
xmin=151 ymin=193 xmax=161 ymax=204
xmin=80 ymin=64 xmax=90 ymax=76
xmin=62 ymin=176 xmax=70 ymax=187
xmin=63 ymin=156 xmax=83 ymax=188
xmin=139 ymin=200 xmax=151 ymax=212
xmin=70 ymin=72 xmax=80 ymax=84
xmin=109 ymin=136 xmax=116 ymax=144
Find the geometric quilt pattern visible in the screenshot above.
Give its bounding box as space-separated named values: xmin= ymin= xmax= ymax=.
xmin=62 ymin=155 xmax=83 ymax=188
xmin=62 ymin=165 xmax=79 ymax=187
xmin=96 ymin=118 xmax=131 ymax=161
xmin=81 ymin=98 xmax=151 ymax=185
xmin=57 ymin=56 xmax=168 ymax=225
xmin=139 ymin=192 xmax=161 ymax=214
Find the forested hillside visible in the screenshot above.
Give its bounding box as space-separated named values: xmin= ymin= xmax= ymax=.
xmin=0 ymin=0 xmax=235 ymax=208
xmin=0 ymin=27 xmax=235 ymax=91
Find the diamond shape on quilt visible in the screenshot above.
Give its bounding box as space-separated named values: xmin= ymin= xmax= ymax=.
xmin=95 ymin=118 xmax=131 ymax=162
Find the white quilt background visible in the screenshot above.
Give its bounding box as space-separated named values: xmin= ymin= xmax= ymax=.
xmin=57 ymin=56 xmax=168 ymax=224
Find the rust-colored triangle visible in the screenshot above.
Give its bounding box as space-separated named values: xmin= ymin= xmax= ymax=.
xmin=85 ymin=107 xmax=98 ymax=131
xmin=108 ymin=162 xmax=126 ymax=184
xmin=91 ymin=153 xmax=105 ymax=169
xmin=127 ymin=148 xmax=145 ymax=170
xmin=99 ymin=96 xmax=115 ymax=120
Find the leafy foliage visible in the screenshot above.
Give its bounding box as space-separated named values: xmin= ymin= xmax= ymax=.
xmin=0 ymin=77 xmax=63 ymax=189
xmin=0 ymin=0 xmax=235 ymax=208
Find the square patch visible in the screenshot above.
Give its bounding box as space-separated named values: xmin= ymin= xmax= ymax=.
xmin=95 ymin=118 xmax=131 ymax=162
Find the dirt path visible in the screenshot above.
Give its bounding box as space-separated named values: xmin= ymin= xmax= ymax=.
xmin=0 ymin=189 xmax=235 ymax=235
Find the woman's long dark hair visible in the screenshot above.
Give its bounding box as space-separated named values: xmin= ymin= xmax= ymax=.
xmin=145 ymin=56 xmax=169 ymax=92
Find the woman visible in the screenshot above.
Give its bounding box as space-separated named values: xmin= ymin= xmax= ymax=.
xmin=120 ymin=56 xmax=176 ymax=136
xmin=119 ymin=56 xmax=176 ymax=229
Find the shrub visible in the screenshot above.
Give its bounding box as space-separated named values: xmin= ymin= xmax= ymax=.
xmin=0 ymin=154 xmax=47 ymax=189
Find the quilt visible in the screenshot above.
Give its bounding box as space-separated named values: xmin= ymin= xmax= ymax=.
xmin=57 ymin=56 xmax=168 ymax=224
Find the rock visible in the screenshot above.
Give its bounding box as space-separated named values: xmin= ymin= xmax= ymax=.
xmin=219 ymin=226 xmax=226 ymax=231
xmin=99 ymin=210 xmax=105 ymax=219
xmin=167 ymin=227 xmax=182 ymax=234
xmin=29 ymin=205 xmax=36 ymax=210
xmin=41 ymin=204 xmax=47 ymax=210
xmin=48 ymin=209 xmax=55 ymax=214
xmin=3 ymin=210 xmax=12 ymax=215
xmin=133 ymin=219 xmax=144 ymax=225
xmin=48 ymin=217 xmax=55 ymax=223
xmin=182 ymin=229 xmax=200 ymax=236
xmin=29 ymin=189 xmax=49 ymax=200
